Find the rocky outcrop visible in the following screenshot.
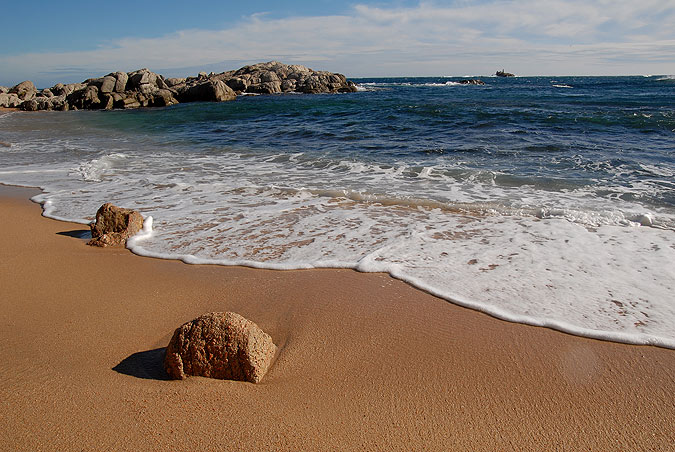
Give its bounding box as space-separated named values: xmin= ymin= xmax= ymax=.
xmin=164 ymin=312 xmax=276 ymax=383
xmin=1 ymin=80 xmax=37 ymax=108
xmin=87 ymin=202 xmax=144 ymax=247
xmin=217 ymin=61 xmax=357 ymax=95
xmin=12 ymin=62 xmax=356 ymax=111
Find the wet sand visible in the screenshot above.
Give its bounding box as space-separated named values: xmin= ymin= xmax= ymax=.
xmin=1 ymin=185 xmax=673 ymax=451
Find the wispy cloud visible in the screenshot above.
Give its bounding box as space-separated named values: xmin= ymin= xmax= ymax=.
xmin=1 ymin=1 xmax=674 ymax=86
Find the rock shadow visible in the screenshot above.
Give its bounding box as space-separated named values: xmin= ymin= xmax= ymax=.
xmin=113 ymin=348 xmax=170 ymax=380
xmin=57 ymin=229 xmax=91 ymax=240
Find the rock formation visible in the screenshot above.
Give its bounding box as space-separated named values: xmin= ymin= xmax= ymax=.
xmin=87 ymin=202 xmax=144 ymax=247
xmin=174 ymin=77 xmax=236 ymax=103
xmin=164 ymin=311 xmax=276 ymax=383
xmin=4 ymin=62 xmax=357 ymax=111
xmin=214 ymin=61 xmax=358 ymax=95
xmin=0 ymin=80 xmax=37 ymax=108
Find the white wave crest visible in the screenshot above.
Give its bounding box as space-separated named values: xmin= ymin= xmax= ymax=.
xmin=74 ymin=153 xmax=128 ymax=182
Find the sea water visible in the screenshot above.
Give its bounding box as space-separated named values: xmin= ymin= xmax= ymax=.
xmin=1 ymin=76 xmax=674 ymax=347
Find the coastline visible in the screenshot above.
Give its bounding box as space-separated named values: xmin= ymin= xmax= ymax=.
xmin=1 ymin=185 xmax=674 ymax=451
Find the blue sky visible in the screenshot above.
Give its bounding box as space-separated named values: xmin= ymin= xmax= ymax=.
xmin=1 ymin=0 xmax=674 ymax=87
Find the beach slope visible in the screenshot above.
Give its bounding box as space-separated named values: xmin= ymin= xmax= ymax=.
xmin=1 ymin=186 xmax=673 ymax=451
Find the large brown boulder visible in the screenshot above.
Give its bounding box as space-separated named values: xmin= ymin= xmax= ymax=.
xmin=149 ymin=89 xmax=179 ymax=107
xmin=87 ymin=202 xmax=144 ymax=247
xmin=0 ymin=92 xmax=22 ymax=108
xmin=21 ymin=95 xmax=68 ymax=112
xmin=111 ymin=71 xmax=129 ymax=92
xmin=68 ymin=85 xmax=102 ymax=110
xmin=127 ymin=68 xmax=158 ymax=89
xmin=164 ymin=77 xmax=186 ymax=88
xmin=9 ymin=80 xmax=37 ymax=100
xmin=164 ymin=312 xmax=276 ymax=383
xmin=176 ymin=79 xmax=236 ymax=103
xmin=99 ymin=75 xmax=117 ymax=93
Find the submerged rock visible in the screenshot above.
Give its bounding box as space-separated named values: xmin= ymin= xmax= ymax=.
xmin=458 ymin=79 xmax=485 ymax=85
xmin=164 ymin=311 xmax=276 ymax=383
xmin=87 ymin=202 xmax=144 ymax=247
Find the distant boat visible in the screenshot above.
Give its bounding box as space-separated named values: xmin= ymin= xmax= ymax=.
xmin=496 ymin=69 xmax=515 ymax=77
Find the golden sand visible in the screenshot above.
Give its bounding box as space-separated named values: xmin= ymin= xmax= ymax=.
xmin=1 ymin=186 xmax=673 ymax=451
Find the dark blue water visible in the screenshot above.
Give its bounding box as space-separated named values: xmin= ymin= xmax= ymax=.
xmin=73 ymin=75 xmax=675 ymax=211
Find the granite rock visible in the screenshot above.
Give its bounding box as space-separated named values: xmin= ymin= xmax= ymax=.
xmin=16 ymin=62 xmax=356 ymax=111
xmin=87 ymin=202 xmax=144 ymax=247
xmin=175 ymin=79 xmax=236 ymax=103
xmin=164 ymin=311 xmax=277 ymax=383
xmin=0 ymin=93 xmax=22 ymax=108
xmin=9 ymin=80 xmax=37 ymax=100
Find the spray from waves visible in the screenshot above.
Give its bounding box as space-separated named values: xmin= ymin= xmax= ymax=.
xmin=74 ymin=153 xmax=129 ymax=182
xmin=355 ymin=80 xmax=482 ymax=90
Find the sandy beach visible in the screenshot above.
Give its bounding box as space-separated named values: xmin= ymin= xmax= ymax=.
xmin=0 ymin=184 xmax=673 ymax=451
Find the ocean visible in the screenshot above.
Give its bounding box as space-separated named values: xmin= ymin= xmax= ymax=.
xmin=1 ymin=75 xmax=674 ymax=347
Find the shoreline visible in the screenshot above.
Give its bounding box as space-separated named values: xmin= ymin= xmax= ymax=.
xmin=1 ymin=185 xmax=674 ymax=450
xmin=13 ymin=180 xmax=675 ymax=350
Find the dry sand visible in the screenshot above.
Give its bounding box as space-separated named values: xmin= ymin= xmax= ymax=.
xmin=1 ymin=185 xmax=673 ymax=451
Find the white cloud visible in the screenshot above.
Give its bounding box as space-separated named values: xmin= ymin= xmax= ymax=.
xmin=1 ymin=1 xmax=674 ymax=86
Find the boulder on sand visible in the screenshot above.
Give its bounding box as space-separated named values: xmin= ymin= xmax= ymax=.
xmin=164 ymin=312 xmax=277 ymax=383
xmin=87 ymin=202 xmax=144 ymax=247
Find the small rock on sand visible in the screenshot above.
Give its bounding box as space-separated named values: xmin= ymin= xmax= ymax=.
xmin=87 ymin=202 xmax=144 ymax=247
xmin=164 ymin=311 xmax=277 ymax=383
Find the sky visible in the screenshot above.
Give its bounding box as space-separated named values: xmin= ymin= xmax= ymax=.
xmin=1 ymin=0 xmax=674 ymax=87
